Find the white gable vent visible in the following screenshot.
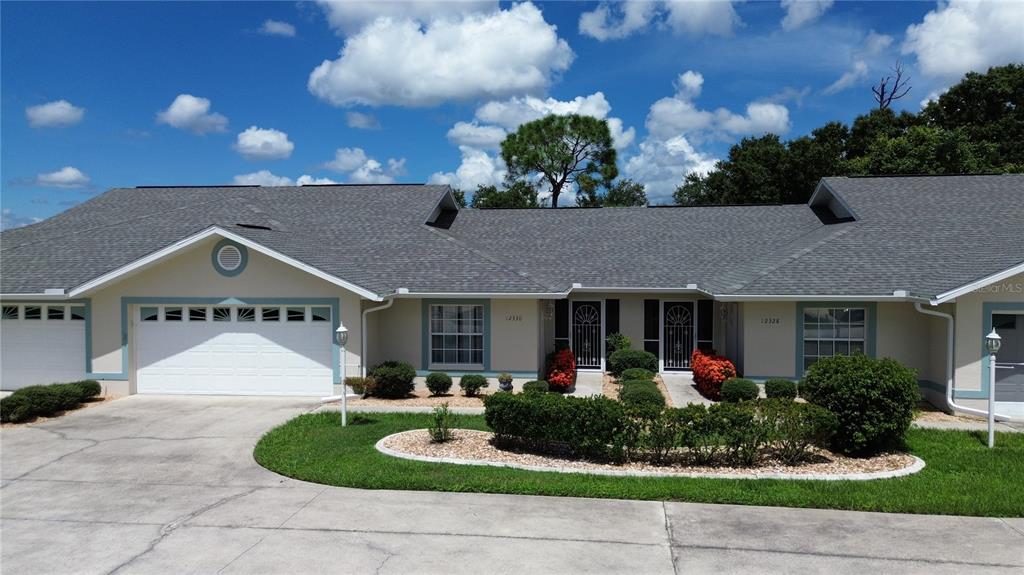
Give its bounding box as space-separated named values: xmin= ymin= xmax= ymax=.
xmin=217 ymin=245 xmax=242 ymax=270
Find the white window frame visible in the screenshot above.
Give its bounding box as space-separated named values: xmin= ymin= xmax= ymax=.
xmin=801 ymin=306 xmax=867 ymax=370
xmin=428 ymin=303 xmax=485 ymax=371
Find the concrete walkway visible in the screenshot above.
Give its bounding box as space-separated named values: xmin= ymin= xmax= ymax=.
xmin=2 ymin=395 xmax=1022 ymax=574
xmin=660 ymin=373 xmax=714 ymax=406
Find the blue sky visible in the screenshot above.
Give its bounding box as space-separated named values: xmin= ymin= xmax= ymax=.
xmin=3 ymin=1 xmax=1021 ymax=226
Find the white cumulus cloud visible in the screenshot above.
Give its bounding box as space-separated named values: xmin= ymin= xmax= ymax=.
xmin=234 ymin=126 xmax=294 ymax=160
xmin=317 ymin=0 xmax=497 ymax=35
xmin=323 ymin=147 xmax=405 ymax=183
xmin=447 ymin=122 xmax=507 ymax=150
xmin=429 ymin=146 xmax=506 ymax=191
xmin=233 ymin=171 xmax=342 ymax=186
xmin=156 ymin=94 xmax=228 ymax=134
xmin=307 ymin=2 xmax=574 ymax=107
xmin=26 ymin=100 xmax=85 ymax=128
xmin=624 ymin=136 xmax=716 ymax=203
xmin=233 ymin=170 xmax=294 ymax=186
xmin=902 ymin=0 xmax=1024 ymax=80
xmin=36 ymin=166 xmax=90 ymax=188
xmin=260 ymin=19 xmax=296 ymax=37
xmin=780 ymin=0 xmax=834 ymax=31
xmin=579 ymin=1 xmax=740 ymax=41
xmin=345 ymin=111 xmax=381 ymax=130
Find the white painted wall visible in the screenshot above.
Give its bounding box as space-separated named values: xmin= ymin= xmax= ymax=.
xmin=740 ymin=301 xmax=796 ymax=378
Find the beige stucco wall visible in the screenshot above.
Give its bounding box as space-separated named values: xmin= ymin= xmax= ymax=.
xmin=953 ymin=272 xmax=1024 ymax=393
xmin=739 ymin=301 xmax=797 ymax=378
xmin=88 ymin=236 xmax=367 ymax=392
xmin=368 ymin=298 xmax=541 ymax=374
xmin=875 ymin=302 xmax=933 ymax=379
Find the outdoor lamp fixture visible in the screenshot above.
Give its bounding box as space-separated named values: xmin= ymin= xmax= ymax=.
xmin=336 ymin=324 xmax=349 ymax=427
xmin=985 ymin=328 xmax=1002 ymax=448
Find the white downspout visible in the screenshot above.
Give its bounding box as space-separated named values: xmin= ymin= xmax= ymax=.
xmin=914 ymin=302 xmax=1020 ymax=422
xmin=360 ymin=296 xmax=395 ymax=377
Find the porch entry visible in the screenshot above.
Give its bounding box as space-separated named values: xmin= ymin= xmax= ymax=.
xmin=662 ymin=301 xmax=695 ymax=371
xmin=571 ymin=301 xmax=603 ymax=370
xmin=993 ymin=313 xmax=1024 ymax=403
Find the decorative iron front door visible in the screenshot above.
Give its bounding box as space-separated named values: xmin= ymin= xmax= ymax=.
xmin=663 ymin=302 xmax=695 ymax=370
xmin=571 ymin=301 xmax=603 ymax=370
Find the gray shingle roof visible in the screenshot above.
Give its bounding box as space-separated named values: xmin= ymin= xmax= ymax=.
xmin=2 ymin=175 xmax=1022 ymax=299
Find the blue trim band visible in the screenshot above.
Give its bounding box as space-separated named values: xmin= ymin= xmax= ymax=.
xmin=420 ymin=299 xmax=491 ymax=372
xmin=96 ymin=297 xmax=342 ymax=383
xmin=211 ymin=239 xmax=248 ymax=277
xmin=795 ymin=301 xmax=877 ymax=378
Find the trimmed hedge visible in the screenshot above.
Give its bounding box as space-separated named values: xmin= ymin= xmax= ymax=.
xmin=765 ymin=378 xmax=798 ymax=400
xmin=620 ymin=368 xmax=655 ymax=381
xmin=522 ymin=380 xmax=549 ymax=394
xmin=619 ymin=380 xmax=666 ymax=414
xmin=368 ymin=361 xmax=416 ymax=398
xmin=483 ymin=392 xmax=625 ymax=458
xmin=425 ymin=372 xmax=453 ymax=396
xmin=459 ymin=374 xmax=489 ymax=397
xmin=344 ymin=376 xmax=375 ymax=396
xmin=0 ymin=380 xmax=101 ymax=423
xmin=607 ymin=349 xmax=658 ymax=376
xmin=762 ymin=400 xmax=838 ymax=464
xmin=721 ymin=378 xmax=759 ymax=402
xmin=801 ymin=354 xmax=919 ymax=455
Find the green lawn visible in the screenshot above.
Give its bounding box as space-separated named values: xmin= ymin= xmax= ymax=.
xmin=254 ymin=412 xmax=1024 ymax=517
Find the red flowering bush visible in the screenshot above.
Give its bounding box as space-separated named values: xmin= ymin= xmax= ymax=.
xmin=545 ymin=348 xmax=577 ymax=392
xmin=691 ymin=349 xmax=737 ymax=401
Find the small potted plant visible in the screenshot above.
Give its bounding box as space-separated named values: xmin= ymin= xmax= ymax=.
xmin=497 ymin=372 xmax=514 ymax=392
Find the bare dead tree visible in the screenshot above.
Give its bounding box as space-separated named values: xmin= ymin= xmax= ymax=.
xmin=872 ymin=61 xmax=912 ymax=109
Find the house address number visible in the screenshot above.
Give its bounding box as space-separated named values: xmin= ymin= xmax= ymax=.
xmin=505 ymin=314 xmax=523 ymax=322
xmin=761 ymin=317 xmax=781 ymax=325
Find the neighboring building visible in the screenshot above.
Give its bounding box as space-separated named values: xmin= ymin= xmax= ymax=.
xmin=1 ymin=175 xmax=1022 ymax=415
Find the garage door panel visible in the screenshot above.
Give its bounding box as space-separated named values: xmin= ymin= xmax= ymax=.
xmin=1 ymin=308 xmax=86 ymax=390
xmin=136 ymin=305 xmax=333 ymax=396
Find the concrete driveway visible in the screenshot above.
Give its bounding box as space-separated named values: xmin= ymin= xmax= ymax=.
xmin=1 ymin=396 xmax=1022 ymax=574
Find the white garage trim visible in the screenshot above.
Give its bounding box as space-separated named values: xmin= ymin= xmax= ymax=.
xmin=1 ymin=301 xmax=89 ymax=390
xmin=67 ymin=227 xmax=382 ymax=301
xmin=95 ymin=297 xmax=343 ymax=384
xmin=134 ymin=302 xmax=335 ymax=395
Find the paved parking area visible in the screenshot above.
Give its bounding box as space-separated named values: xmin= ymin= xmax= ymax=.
xmin=2 ymin=395 xmax=1022 ymax=574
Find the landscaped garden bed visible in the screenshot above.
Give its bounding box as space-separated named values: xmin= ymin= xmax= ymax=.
xmin=0 ymin=380 xmax=109 ymax=426
xmin=377 ymin=428 xmax=921 ymax=480
xmin=254 ymin=411 xmax=1024 ymax=517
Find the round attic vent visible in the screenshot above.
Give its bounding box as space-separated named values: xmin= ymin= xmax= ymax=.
xmin=217 ymin=245 xmax=243 ymax=271
xmin=212 ymin=240 xmax=247 ymax=276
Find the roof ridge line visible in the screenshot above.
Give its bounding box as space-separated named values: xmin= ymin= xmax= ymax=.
xmin=421 ymin=225 xmax=560 ymax=293
xmin=722 ymin=223 xmax=858 ymax=293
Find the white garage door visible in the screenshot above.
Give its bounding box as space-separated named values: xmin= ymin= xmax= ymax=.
xmin=1 ymin=304 xmax=87 ymax=390
xmin=135 ymin=304 xmax=334 ymax=396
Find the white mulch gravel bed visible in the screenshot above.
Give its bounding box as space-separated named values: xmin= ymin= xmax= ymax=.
xmin=377 ymin=429 xmax=924 ymax=481
xmin=602 ymin=374 xmax=675 ymax=406
xmin=348 ymin=391 xmax=489 ymax=408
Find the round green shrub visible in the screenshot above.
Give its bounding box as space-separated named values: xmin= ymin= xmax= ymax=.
xmin=459 ymin=374 xmax=489 ymax=397
xmin=721 ymin=378 xmax=759 ymax=402
xmin=606 ymin=332 xmax=631 ymax=354
xmin=619 ymin=381 xmax=666 ymax=414
xmin=0 ymin=394 xmax=33 ymax=423
xmin=53 ymin=385 xmax=83 ymax=411
xmin=764 ymin=378 xmax=798 ymax=400
xmin=522 ymin=380 xmax=549 ymax=393
xmin=425 ymin=372 xmax=453 ymax=396
xmin=607 ymin=349 xmax=658 ymax=376
xmin=620 ymin=368 xmax=655 ymax=381
xmin=14 ymin=385 xmax=63 ymax=416
xmin=801 ymin=354 xmax=919 ymax=455
xmin=71 ymin=380 xmax=102 ymax=400
xmin=368 ymin=361 xmax=416 ymax=398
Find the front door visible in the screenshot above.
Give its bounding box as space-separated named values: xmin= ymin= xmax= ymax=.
xmin=571 ymin=301 xmax=603 ymax=370
xmin=994 ymin=313 xmax=1024 ymax=403
xmin=663 ymin=301 xmax=695 ymax=370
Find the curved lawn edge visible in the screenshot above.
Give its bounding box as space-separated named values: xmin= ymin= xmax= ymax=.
xmin=375 ymin=429 xmax=926 ymax=481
